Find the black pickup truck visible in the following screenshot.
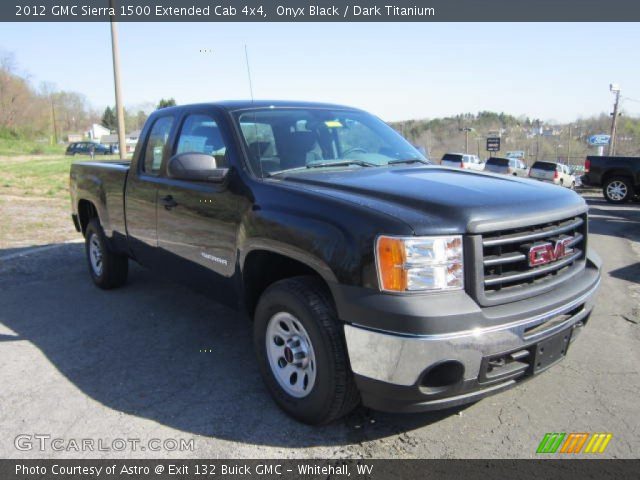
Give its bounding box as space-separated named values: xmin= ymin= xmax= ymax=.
xmin=583 ymin=155 xmax=640 ymax=203
xmin=70 ymin=101 xmax=601 ymax=424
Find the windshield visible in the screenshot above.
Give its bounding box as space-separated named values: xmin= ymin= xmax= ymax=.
xmin=442 ymin=154 xmax=463 ymax=162
xmin=235 ymin=108 xmax=427 ymax=177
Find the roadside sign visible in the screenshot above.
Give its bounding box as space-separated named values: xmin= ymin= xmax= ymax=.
xmin=587 ymin=134 xmax=611 ymax=146
xmin=486 ymin=137 xmax=501 ymax=152
xmin=506 ymin=150 xmax=525 ymax=159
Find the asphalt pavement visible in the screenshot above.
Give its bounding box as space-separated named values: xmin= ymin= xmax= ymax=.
xmin=0 ymin=194 xmax=638 ymax=459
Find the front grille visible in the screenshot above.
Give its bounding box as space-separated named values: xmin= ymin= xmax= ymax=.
xmin=475 ymin=215 xmax=587 ymax=303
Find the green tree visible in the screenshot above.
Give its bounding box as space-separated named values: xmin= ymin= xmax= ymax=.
xmin=101 ymin=106 xmax=116 ymax=131
xmin=156 ymin=98 xmax=176 ymax=109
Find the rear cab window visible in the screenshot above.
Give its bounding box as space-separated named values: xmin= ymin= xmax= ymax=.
xmin=486 ymin=157 xmax=509 ymax=167
xmin=442 ymin=154 xmax=462 ymax=164
xmin=142 ymin=116 xmax=175 ymax=175
xmin=531 ymin=162 xmax=557 ymax=171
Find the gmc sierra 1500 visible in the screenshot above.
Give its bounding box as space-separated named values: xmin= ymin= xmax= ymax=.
xmin=70 ymin=101 xmax=601 ymax=424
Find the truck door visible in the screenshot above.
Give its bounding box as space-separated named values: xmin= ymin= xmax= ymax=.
xmin=124 ymin=114 xmax=176 ymax=265
xmin=155 ymin=111 xmax=241 ymax=306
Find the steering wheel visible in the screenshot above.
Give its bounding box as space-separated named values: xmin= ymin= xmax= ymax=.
xmin=342 ymin=147 xmax=368 ymax=158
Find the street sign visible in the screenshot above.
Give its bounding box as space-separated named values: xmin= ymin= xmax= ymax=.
xmin=588 ymin=134 xmax=611 ymax=146
xmin=486 ymin=137 xmax=501 ymax=152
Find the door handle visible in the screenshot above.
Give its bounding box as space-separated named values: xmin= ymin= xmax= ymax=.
xmin=161 ymin=195 xmax=178 ymax=210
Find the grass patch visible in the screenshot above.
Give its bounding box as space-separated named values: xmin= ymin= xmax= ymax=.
xmin=1 ymin=156 xmax=74 ymax=199
xmin=0 ymin=136 xmax=66 ymax=156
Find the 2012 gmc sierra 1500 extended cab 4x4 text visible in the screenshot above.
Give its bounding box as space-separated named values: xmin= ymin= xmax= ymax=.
xmin=70 ymin=101 xmax=601 ymax=424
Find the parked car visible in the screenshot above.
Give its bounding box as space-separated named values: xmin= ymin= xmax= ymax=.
xmin=66 ymin=142 xmax=112 ymax=156
xmin=484 ymin=157 xmax=528 ymax=176
xmin=69 ymin=101 xmax=600 ymax=424
xmin=529 ymin=161 xmax=576 ymax=189
xmin=440 ymin=153 xmax=484 ymax=171
xmin=582 ymin=155 xmax=640 ymax=203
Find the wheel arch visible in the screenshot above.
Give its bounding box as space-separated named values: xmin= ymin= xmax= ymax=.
xmin=77 ymin=199 xmax=100 ymax=236
xmin=602 ymin=170 xmax=634 ymax=186
xmin=241 ymin=245 xmax=338 ymax=317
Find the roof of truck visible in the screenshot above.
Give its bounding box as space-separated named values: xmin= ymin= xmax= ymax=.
xmin=155 ymin=100 xmax=364 ymax=114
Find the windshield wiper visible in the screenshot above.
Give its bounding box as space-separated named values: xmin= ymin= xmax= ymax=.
xmin=306 ymin=160 xmax=377 ymax=169
xmin=267 ymin=159 xmax=377 ymax=177
xmin=387 ymin=158 xmax=431 ymax=166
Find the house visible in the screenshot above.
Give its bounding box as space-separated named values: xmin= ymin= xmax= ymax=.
xmin=100 ymin=131 xmax=140 ymax=154
xmin=87 ymin=124 xmax=111 ymax=141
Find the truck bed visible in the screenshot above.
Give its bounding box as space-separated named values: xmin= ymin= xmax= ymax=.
xmin=70 ymin=160 xmax=131 ymax=238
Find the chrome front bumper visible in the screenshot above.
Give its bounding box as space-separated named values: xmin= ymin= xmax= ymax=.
xmin=344 ymin=277 xmax=600 ymax=405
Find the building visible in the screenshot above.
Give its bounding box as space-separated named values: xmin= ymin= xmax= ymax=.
xmin=87 ymin=124 xmax=110 ymax=141
xmin=100 ymin=131 xmax=140 ymax=154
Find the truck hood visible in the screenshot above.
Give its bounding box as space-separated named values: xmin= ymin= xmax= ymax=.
xmin=276 ymin=166 xmax=588 ymax=234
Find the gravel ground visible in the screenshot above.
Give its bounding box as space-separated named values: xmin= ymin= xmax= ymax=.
xmin=0 ymin=194 xmax=638 ymax=459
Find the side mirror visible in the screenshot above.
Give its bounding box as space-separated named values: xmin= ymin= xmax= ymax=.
xmin=167 ymin=153 xmax=230 ymax=183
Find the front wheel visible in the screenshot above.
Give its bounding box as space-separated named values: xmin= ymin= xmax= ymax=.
xmin=254 ymin=276 xmax=359 ymax=424
xmin=604 ymin=177 xmax=633 ymax=203
xmin=85 ymin=219 xmax=128 ymax=289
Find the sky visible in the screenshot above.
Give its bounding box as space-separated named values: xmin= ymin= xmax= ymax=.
xmin=1 ymin=22 xmax=639 ymax=122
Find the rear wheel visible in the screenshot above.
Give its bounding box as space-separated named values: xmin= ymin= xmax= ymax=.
xmin=603 ymin=177 xmax=633 ymax=203
xmin=254 ymin=276 xmax=359 ymax=424
xmin=85 ymin=219 xmax=128 ymax=289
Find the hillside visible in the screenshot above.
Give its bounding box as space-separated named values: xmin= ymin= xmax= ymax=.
xmin=390 ymin=112 xmax=640 ymax=165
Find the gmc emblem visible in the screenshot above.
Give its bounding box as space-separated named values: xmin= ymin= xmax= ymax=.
xmin=528 ymin=236 xmax=574 ymax=267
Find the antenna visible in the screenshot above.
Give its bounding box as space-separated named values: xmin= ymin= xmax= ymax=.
xmin=244 ymin=44 xmax=263 ymax=177
xmin=244 ymin=44 xmax=255 ymax=103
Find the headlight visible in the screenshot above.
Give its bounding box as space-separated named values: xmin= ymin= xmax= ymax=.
xmin=375 ymin=235 xmax=464 ymax=292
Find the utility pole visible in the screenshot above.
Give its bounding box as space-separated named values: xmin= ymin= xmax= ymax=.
xmin=535 ymin=119 xmax=541 ymax=161
xmin=460 ymin=127 xmax=473 ymax=154
xmin=50 ymin=95 xmax=58 ymax=144
xmin=566 ymin=125 xmax=572 ymax=166
xmin=609 ymin=83 xmax=621 ymax=156
xmin=109 ymin=0 xmax=126 ymax=160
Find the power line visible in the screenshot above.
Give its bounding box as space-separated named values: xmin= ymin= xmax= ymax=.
xmin=621 ymin=95 xmax=640 ymax=103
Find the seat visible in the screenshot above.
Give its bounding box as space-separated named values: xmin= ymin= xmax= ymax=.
xmin=278 ymin=131 xmax=319 ymax=170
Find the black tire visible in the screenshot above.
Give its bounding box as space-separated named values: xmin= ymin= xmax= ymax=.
xmin=603 ymin=176 xmax=633 ymax=204
xmin=254 ymin=276 xmax=360 ymax=425
xmin=84 ymin=219 xmax=128 ymax=289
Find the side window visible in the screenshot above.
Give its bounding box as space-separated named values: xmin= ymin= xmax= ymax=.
xmin=176 ymin=114 xmax=228 ymax=167
xmin=142 ymin=116 xmax=174 ymax=175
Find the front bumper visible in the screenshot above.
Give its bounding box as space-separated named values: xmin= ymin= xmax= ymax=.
xmin=338 ymin=251 xmax=601 ymax=413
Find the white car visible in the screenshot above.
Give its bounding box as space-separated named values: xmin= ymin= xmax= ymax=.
xmin=529 ymin=161 xmax=576 ymax=189
xmin=440 ymin=153 xmax=484 ymax=171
